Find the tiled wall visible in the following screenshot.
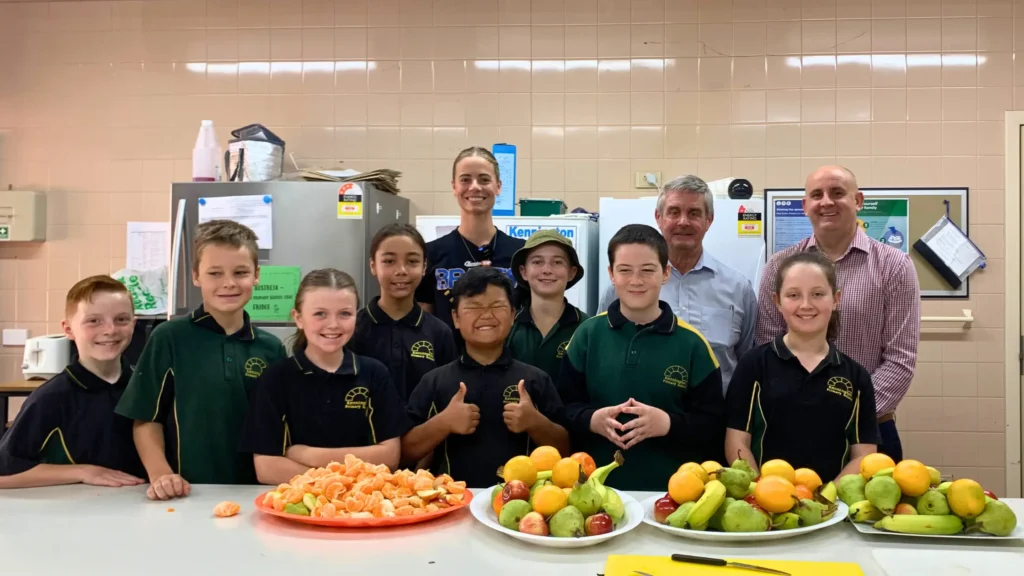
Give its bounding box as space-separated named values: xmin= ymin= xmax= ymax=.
xmin=0 ymin=0 xmax=1015 ymax=492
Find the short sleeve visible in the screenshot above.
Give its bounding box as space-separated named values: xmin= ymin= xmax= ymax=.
xmin=680 ymin=324 xmax=720 ymax=389
xmin=116 ymin=325 xmax=175 ymax=423
xmin=557 ymin=326 xmax=595 ymax=438
xmin=406 ymin=373 xmax=438 ymax=426
xmin=0 ymin=391 xmax=60 ymax=475
xmin=851 ymin=364 xmax=881 ymax=446
xmin=240 ymin=368 xmax=288 ymax=456
xmin=725 ymin=352 xmax=761 ymax=432
xmin=527 ymin=372 xmax=564 ymax=423
xmin=435 ymin=325 xmax=457 ymax=366
xmin=367 ymin=365 xmax=413 ymax=443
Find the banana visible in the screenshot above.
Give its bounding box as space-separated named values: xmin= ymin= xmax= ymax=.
xmin=686 ymin=479 xmax=727 ymax=530
xmin=873 ymin=514 xmax=964 ymax=535
xmin=818 ymin=481 xmax=838 ymax=504
xmin=872 ymin=467 xmax=894 ymax=479
xmin=848 ymin=500 xmax=885 ymax=523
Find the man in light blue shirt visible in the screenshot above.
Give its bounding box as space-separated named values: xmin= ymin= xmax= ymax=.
xmin=598 ymin=175 xmax=757 ymax=393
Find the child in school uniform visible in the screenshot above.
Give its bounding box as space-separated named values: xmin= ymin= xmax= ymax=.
xmin=726 ymin=251 xmax=879 ymax=481
xmin=349 ymin=224 xmax=456 ymax=403
xmin=116 ymin=220 xmax=286 ymax=500
xmin=402 ymin=267 xmax=570 ymax=488
xmin=0 ymin=276 xmax=145 ymax=489
xmin=241 ymin=269 xmax=411 ymax=486
xmin=506 ymin=229 xmax=589 ymax=380
xmin=558 ymin=224 xmax=726 ymax=491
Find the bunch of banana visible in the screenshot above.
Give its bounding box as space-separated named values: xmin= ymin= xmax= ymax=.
xmin=873 ymin=515 xmax=964 ymax=535
xmin=848 ymin=500 xmax=885 ymax=523
xmin=685 ymin=479 xmax=727 ymax=531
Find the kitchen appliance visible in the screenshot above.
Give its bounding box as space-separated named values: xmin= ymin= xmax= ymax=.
xmin=21 ymin=335 xmax=71 ymax=379
xmin=170 ymin=182 xmax=409 ymax=345
xmin=415 ymin=214 xmax=600 ymax=315
xmin=597 ymin=194 xmax=767 ymax=298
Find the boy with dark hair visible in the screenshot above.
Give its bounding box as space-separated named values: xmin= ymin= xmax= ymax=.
xmin=507 ymin=229 xmax=588 ymax=379
xmin=402 ymin=267 xmax=569 ymax=488
xmin=0 ymin=276 xmax=145 ymax=488
xmin=558 ymin=224 xmax=726 ymax=491
xmin=117 ymin=220 xmax=286 ymax=499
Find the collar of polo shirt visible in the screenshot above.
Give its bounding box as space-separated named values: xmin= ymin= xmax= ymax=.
xmin=459 ymin=346 xmax=513 ymax=368
xmin=770 ymin=335 xmax=843 ymax=368
xmin=190 ymin=305 xmax=256 ymax=341
xmin=513 ymin=298 xmax=581 ymax=327
xmin=606 ymin=300 xmax=676 ymax=334
xmin=291 ymin=346 xmax=358 ymax=377
xmin=63 ymin=357 xmax=133 ymax=391
xmin=365 ymin=296 xmax=424 ymax=329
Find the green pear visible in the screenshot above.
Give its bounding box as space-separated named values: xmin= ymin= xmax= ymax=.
xmin=772 ymin=512 xmax=800 ymax=530
xmin=793 ymin=498 xmax=831 ymax=527
xmin=865 ymin=476 xmax=901 ymax=515
xmin=284 ymin=502 xmax=310 ymax=516
xmin=721 ymin=500 xmax=770 ymax=533
xmin=916 ymin=490 xmax=951 ymax=516
xmin=837 ymin=474 xmax=867 ymax=505
xmin=549 ymin=505 xmax=585 ymax=538
xmin=567 ymin=479 xmax=603 ymax=517
xmin=601 ymin=486 xmax=625 ymax=524
xmin=666 ymin=502 xmax=696 ymax=529
xmin=731 ymin=457 xmax=756 ymax=479
xmin=715 ymin=467 xmax=752 ymax=499
xmin=709 ymin=497 xmax=736 ymax=531
xmin=498 ymin=500 xmax=533 ymax=531
xmin=971 ymin=500 xmax=1018 ymax=537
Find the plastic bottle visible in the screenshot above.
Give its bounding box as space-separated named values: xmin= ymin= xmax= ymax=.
xmin=192 ymin=120 xmax=221 ymax=182
xmin=882 ymin=226 xmax=904 ymax=249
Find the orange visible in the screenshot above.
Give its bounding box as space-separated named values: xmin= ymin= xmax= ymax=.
xmin=892 ymin=459 xmax=930 ymax=497
xmin=668 ymin=471 xmax=705 ymax=505
xmin=492 ymin=489 xmax=503 ymax=515
xmin=570 ymin=452 xmax=597 ymax=478
xmin=530 ymin=446 xmax=562 ymax=472
xmin=794 ymin=468 xmax=823 ymax=492
xmin=551 ymin=457 xmax=582 ymax=488
xmin=794 ymin=485 xmax=814 ymax=501
xmin=760 ymin=459 xmax=796 ymax=484
xmin=754 ymin=476 xmax=797 ymax=514
xmin=701 ymin=461 xmax=723 ymax=476
xmin=678 ymin=462 xmax=710 ymax=484
xmin=531 ymin=484 xmax=569 ymax=517
xmin=859 ymin=453 xmax=896 ymax=480
xmin=501 ymin=455 xmax=538 ymax=486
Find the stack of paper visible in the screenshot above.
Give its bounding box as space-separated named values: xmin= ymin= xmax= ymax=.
xmin=293 ymin=168 xmax=403 ymax=195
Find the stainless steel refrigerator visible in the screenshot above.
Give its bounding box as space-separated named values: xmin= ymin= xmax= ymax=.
xmin=169 ymin=181 xmax=409 ymax=344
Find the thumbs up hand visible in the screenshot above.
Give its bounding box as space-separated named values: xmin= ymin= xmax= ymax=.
xmin=503 ymin=380 xmax=539 ymax=434
xmin=443 ymin=382 xmax=480 ymax=435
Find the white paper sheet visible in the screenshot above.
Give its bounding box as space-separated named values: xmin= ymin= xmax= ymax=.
xmin=126 ymin=222 xmax=169 ymax=270
xmin=924 ymin=220 xmax=983 ymax=277
xmin=197 ymin=195 xmax=273 ymax=249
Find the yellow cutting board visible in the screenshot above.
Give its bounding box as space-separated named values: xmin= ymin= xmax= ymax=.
xmin=605 ymin=555 xmax=865 ymax=576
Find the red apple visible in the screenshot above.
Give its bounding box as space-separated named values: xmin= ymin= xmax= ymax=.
xmin=501 ymin=480 xmax=530 ymax=504
xmin=518 ymin=511 xmax=549 ymax=536
xmin=894 ymin=503 xmax=918 ymax=515
xmin=653 ymin=496 xmax=680 ymax=524
xmin=584 ymin=512 xmax=614 ymax=536
xmin=984 ymin=490 xmax=999 ymax=500
xmin=744 ymin=494 xmax=758 ymax=506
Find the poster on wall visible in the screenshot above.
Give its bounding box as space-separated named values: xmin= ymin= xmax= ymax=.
xmin=770 ymin=198 xmax=909 ymax=254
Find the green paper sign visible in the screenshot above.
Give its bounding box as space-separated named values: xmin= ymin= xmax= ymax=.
xmin=245 ymin=266 xmax=301 ymax=322
xmin=0 ymin=225 xmax=9 ymax=241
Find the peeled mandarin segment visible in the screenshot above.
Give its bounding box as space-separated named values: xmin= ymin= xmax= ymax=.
xmin=282 ymin=489 xmax=304 ymax=504
xmin=213 ymin=501 xmax=241 ymax=517
xmin=321 ymin=503 xmax=337 ymax=519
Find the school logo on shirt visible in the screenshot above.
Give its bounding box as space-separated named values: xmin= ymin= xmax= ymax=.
xmin=502 ymin=385 xmax=520 ymax=405
xmin=663 ymin=365 xmax=689 ymax=389
xmin=345 ymin=387 xmax=370 ymax=410
xmin=826 ymin=377 xmax=854 ymax=401
xmin=556 ymin=341 xmax=569 ymax=359
xmin=410 ymin=341 xmax=435 ymax=361
xmin=244 ymin=357 xmax=268 ymax=378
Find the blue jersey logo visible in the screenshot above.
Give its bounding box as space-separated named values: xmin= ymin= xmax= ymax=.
xmin=435 ymin=267 xmax=516 ymax=290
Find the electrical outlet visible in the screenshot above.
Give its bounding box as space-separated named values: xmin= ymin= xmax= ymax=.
xmin=634 ymin=171 xmax=661 ymax=189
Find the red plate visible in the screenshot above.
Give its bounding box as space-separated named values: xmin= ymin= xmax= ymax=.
xmin=253 ymin=489 xmax=473 ymax=528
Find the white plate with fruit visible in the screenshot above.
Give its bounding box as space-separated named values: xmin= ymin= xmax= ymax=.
xmin=841 ymin=455 xmax=1023 ymax=540
xmin=469 ymin=449 xmax=643 ymax=548
xmin=642 ymin=459 xmax=848 ymax=542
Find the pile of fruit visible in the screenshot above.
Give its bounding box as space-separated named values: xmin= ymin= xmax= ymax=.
xmin=490 ymin=446 xmax=626 ymax=538
xmin=653 ymin=457 xmax=839 ymax=532
xmin=839 ymin=454 xmax=1017 ymax=536
xmin=261 ymin=454 xmax=467 ymax=519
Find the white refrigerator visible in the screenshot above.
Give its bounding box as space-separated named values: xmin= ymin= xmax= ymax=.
xmin=597 ymin=196 xmax=767 ymax=300
xmin=416 ymin=215 xmax=600 ymax=315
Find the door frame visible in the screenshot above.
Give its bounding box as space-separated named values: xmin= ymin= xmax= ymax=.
xmin=1002 ymin=111 xmax=1024 ymax=498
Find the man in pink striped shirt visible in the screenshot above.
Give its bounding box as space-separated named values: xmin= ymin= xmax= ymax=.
xmin=756 ymin=166 xmax=920 ymax=461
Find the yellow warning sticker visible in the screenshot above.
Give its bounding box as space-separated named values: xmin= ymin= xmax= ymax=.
xmin=337 ymin=182 xmax=363 ymax=219
xmin=738 ymin=206 xmax=762 ymax=237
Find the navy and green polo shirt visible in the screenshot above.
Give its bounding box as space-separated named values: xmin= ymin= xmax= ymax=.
xmin=726 ymin=336 xmax=880 ymax=480
xmin=115 ymin=305 xmax=286 ymax=484
xmin=414 ymin=228 xmax=524 ymax=333
xmin=0 ymin=359 xmax=144 ymax=478
xmin=406 ymin=348 xmax=564 ymax=488
xmin=507 ymin=300 xmax=588 ymax=380
xmin=241 ymin=347 xmax=411 ymax=458
xmin=349 ymin=296 xmax=457 ymax=402
xmin=558 ymin=300 xmax=726 ymax=491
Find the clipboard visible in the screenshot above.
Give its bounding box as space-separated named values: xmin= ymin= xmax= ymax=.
xmin=912 ymin=200 xmax=986 ymax=289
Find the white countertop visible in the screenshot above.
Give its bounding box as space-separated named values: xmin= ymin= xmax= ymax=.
xmin=0 ymin=486 xmax=1020 ymax=576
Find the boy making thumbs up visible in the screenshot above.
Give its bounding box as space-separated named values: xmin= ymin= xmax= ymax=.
xmin=403 ymin=267 xmax=569 ymax=488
